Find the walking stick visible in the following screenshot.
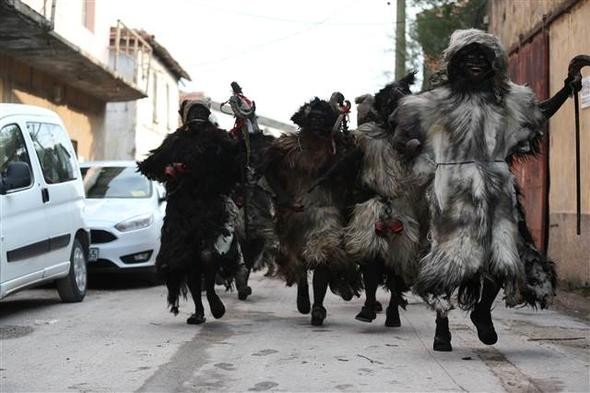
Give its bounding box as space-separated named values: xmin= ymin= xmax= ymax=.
xmin=573 ymin=86 xmax=581 ymax=235
xmin=227 ymin=81 xmax=258 ymax=246
xmin=568 ymin=55 xmax=590 ymax=235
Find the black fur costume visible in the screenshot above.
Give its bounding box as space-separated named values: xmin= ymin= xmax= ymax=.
xmin=232 ymin=131 xmax=279 ymax=299
xmin=137 ymin=100 xmax=241 ymax=322
xmin=264 ymin=97 xmax=361 ymax=325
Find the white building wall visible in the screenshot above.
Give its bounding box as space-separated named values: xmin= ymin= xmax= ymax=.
xmin=134 ymin=58 xmax=180 ymax=160
xmin=23 ymin=0 xmax=112 ymax=64
xmin=104 ymin=101 xmax=137 ymax=160
xmin=23 ymin=0 xmax=182 ymax=160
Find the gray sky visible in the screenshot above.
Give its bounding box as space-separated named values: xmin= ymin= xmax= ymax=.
xmin=109 ymin=0 xmax=399 ymax=127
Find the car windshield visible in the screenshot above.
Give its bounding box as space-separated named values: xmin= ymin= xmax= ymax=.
xmin=81 ymin=166 xmax=152 ymax=199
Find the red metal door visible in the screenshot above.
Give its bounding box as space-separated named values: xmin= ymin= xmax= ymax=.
xmin=507 ymin=31 xmax=549 ymax=251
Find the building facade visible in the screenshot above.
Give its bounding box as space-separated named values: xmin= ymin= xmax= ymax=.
xmin=0 ymin=0 xmax=145 ymax=161
xmin=105 ymin=27 xmax=190 ymax=160
xmin=488 ymin=0 xmax=590 ymax=287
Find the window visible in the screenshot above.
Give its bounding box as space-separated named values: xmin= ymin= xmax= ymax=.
xmin=81 ymin=166 xmax=152 ymax=199
xmin=81 ymin=0 xmax=95 ymax=32
xmin=27 ymin=122 xmax=77 ymax=184
xmin=0 ymin=123 xmax=33 ymax=188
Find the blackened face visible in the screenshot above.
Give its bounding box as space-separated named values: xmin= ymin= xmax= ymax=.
xmin=186 ymin=104 xmax=210 ymax=123
xmin=455 ymin=44 xmax=493 ymax=84
xmin=307 ymin=109 xmax=332 ymax=135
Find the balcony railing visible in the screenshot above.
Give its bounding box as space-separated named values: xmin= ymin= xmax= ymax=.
xmin=110 ymin=20 xmax=153 ymax=93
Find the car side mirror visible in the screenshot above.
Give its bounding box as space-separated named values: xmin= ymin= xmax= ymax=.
xmin=0 ymin=162 xmax=32 ymax=195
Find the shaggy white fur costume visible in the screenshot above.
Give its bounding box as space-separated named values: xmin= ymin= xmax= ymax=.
xmin=394 ymin=29 xmax=554 ymax=312
xmin=344 ymin=122 xmax=428 ymax=286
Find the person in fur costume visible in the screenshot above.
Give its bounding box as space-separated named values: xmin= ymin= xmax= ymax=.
xmin=231 ymin=134 xmax=279 ymax=300
xmin=391 ymin=29 xmax=583 ymax=351
xmin=137 ymin=98 xmax=242 ymax=325
xmin=314 ymin=73 xmax=429 ymax=327
xmin=348 ymin=72 xmax=430 ymax=327
xmin=264 ymin=96 xmax=361 ymax=326
xmin=224 ymin=82 xmax=279 ymax=300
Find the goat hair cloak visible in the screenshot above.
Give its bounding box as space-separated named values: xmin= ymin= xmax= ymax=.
xmin=393 ymin=29 xmax=556 ymax=312
xmin=232 ymin=131 xmax=279 ymax=272
xmin=344 ymin=122 xmax=430 ymax=287
xmin=234 ymin=179 xmax=279 ymax=272
xmin=264 ymin=125 xmax=360 ymax=293
xmin=137 ymin=121 xmax=242 ymax=311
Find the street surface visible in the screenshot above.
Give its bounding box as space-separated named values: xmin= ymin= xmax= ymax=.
xmin=1 ymin=273 xmax=588 ymax=392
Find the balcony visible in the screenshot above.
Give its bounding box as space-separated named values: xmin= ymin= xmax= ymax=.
xmin=0 ymin=0 xmax=146 ymax=102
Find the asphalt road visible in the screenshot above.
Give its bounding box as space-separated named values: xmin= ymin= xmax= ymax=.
xmin=1 ymin=273 xmax=588 ymax=392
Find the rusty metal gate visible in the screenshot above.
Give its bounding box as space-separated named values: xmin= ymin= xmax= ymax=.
xmin=507 ymin=31 xmax=550 ymax=251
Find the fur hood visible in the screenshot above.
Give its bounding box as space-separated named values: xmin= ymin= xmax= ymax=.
xmin=291 ymin=97 xmax=338 ymax=130
xmin=441 ymin=29 xmax=510 ymax=101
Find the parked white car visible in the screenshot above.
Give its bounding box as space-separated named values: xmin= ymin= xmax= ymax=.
xmin=0 ymin=104 xmax=89 ymax=301
xmin=80 ymin=161 xmax=164 ymax=277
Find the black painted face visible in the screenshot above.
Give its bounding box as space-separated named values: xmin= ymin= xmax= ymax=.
xmin=186 ymin=104 xmax=210 ymax=123
xmin=307 ymin=109 xmax=332 ymax=135
xmin=454 ymin=44 xmax=493 ymax=84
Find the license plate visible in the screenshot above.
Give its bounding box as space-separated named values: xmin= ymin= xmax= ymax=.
xmin=88 ymin=247 xmax=99 ymax=262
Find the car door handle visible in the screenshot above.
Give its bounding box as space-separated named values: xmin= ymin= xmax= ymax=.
xmin=41 ymin=188 xmax=49 ymax=203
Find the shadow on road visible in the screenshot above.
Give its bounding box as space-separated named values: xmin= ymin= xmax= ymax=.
xmin=0 ymin=274 xmax=161 ymax=319
xmin=0 ymin=297 xmax=62 ymax=318
xmin=88 ymin=272 xmax=162 ymax=290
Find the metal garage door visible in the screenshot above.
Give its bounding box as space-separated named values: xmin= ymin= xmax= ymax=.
xmin=507 ymin=31 xmax=550 ymax=251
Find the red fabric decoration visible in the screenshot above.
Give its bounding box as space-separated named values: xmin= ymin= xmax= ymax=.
xmin=165 ymin=162 xmax=187 ymax=179
xmin=375 ymin=219 xmax=404 ymax=236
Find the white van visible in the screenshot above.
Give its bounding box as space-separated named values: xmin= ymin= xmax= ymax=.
xmin=0 ymin=104 xmax=89 ymax=302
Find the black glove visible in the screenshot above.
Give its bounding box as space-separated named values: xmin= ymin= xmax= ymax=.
xmin=564 ymin=74 xmax=582 ymax=95
xmin=566 ymin=54 xmax=590 ymax=94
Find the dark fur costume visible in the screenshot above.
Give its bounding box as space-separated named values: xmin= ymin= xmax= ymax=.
xmin=392 ymin=29 xmax=556 ymax=313
xmin=233 ymin=132 xmax=279 ymax=273
xmin=264 ymin=98 xmax=361 ymax=298
xmin=137 ymin=118 xmax=241 ymax=314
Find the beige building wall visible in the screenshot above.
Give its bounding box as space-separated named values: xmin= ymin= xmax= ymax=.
xmin=547 ymin=0 xmax=590 ymax=287
xmin=0 ymin=54 xmax=106 ymax=161
xmin=488 ymin=0 xmax=562 ymax=49
xmin=489 ymin=0 xmax=590 ymax=287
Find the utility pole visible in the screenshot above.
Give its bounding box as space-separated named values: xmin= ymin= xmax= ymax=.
xmin=395 ymin=0 xmax=406 ymax=80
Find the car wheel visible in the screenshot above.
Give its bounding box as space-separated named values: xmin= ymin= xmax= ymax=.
xmin=57 ymin=238 xmax=87 ymax=302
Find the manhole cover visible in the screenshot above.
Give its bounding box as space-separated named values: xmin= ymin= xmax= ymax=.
xmin=0 ymin=325 xmax=34 ymax=339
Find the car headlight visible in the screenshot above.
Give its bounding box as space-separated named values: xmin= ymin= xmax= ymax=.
xmin=115 ymin=213 xmax=153 ymax=232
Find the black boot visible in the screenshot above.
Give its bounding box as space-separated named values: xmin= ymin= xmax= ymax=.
xmin=311 ymin=305 xmax=327 ymax=326
xmin=187 ymin=313 xmax=206 ymax=325
xmin=433 ymin=316 xmax=452 ymax=352
xmin=374 ymin=301 xmax=383 ymax=313
xmin=470 ymin=306 xmax=498 ymax=345
xmin=355 ymin=304 xmax=377 ymax=323
xmin=385 ymin=305 xmax=401 ymax=327
xmin=297 ymin=280 xmax=311 ymax=314
xmin=207 ymin=293 xmax=226 ymax=319
xmin=235 ymin=265 xmax=252 ymax=301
